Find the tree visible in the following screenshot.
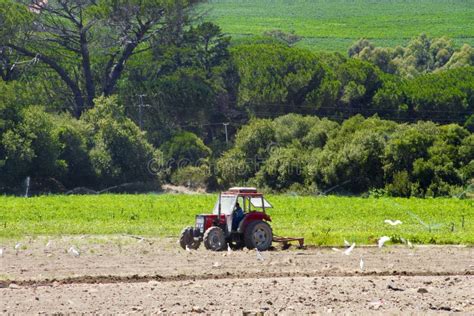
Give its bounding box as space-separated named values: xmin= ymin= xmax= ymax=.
xmin=255 ymin=146 xmax=307 ymax=191
xmin=0 ymin=0 xmax=203 ymax=117
xmin=308 ymin=116 xmax=394 ymax=193
xmin=216 ymin=119 xmax=276 ymax=187
xmin=118 ymin=22 xmax=231 ymax=145
xmin=83 ymin=96 xmax=162 ymax=186
xmin=263 ymin=29 xmax=302 ymax=47
xmin=160 ymin=131 xmax=211 ymax=169
xmin=231 ymin=43 xmax=327 ymax=112
xmin=0 ymin=106 xmax=66 ymax=192
xmin=383 ymin=122 xmax=438 ymax=179
xmin=350 ymin=34 xmax=473 ymax=78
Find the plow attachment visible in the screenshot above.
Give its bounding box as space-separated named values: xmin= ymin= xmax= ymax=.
xmin=273 ymin=235 xmax=305 ymax=249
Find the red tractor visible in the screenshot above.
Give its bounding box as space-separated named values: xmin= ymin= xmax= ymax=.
xmin=179 ymin=187 xmax=274 ymax=251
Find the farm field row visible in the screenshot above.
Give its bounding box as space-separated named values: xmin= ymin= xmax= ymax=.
xmin=0 ymin=194 xmax=472 ymax=245
xmin=200 ymin=0 xmax=474 ymax=51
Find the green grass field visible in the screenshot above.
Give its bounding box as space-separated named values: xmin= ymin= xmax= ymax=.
xmin=0 ymin=194 xmax=472 ymax=246
xmin=200 ymin=0 xmax=474 ymax=52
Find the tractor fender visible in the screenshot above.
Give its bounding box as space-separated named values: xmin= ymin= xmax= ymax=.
xmin=238 ymin=211 xmax=272 ymax=233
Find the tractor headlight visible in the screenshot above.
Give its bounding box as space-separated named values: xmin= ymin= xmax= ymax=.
xmin=196 ymin=216 xmax=205 ymax=233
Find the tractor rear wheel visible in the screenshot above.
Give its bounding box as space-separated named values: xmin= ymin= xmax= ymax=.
xmin=244 ymin=220 xmax=273 ymax=251
xmin=179 ymin=226 xmax=200 ymax=250
xmin=203 ymin=226 xmax=226 ymax=251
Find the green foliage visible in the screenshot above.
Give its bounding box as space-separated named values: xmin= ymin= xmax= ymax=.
xmin=83 ymin=96 xmax=162 ymax=186
xmin=171 ymin=165 xmax=210 ymax=189
xmin=119 ymin=22 xmax=231 ymax=143
xmin=218 ymin=114 xmax=472 ymax=196
xmin=263 ymin=29 xmax=302 ymax=47
xmin=231 ymin=43 xmax=326 ymax=108
xmin=273 ymin=114 xmax=320 ymax=146
xmin=54 ymin=116 xmax=96 ymax=188
xmin=0 ymin=0 xmax=32 ymax=41
xmin=386 ymin=171 xmax=412 ymax=197
xmin=255 ymin=146 xmax=307 ymax=191
xmin=1 ymin=0 xmax=205 ymax=115
xmin=309 ymin=116 xmax=396 ymax=193
xmin=160 ymin=131 xmax=211 ymax=167
xmin=217 ymin=118 xmax=275 ymax=187
xmin=233 ymin=119 xmax=276 ymax=159
xmin=1 ymin=1 xmax=473 ymax=196
xmin=0 ymin=104 xmax=67 ymax=192
xmin=350 ymin=34 xmax=474 ymax=77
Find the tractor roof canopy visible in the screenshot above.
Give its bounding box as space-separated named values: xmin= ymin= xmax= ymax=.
xmin=213 ymin=188 xmax=272 ymax=215
xmin=226 ymin=187 xmax=259 ymax=194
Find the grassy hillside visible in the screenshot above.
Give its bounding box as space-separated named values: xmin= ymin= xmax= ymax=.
xmin=201 ymin=0 xmax=474 ymax=52
xmin=1 ymin=194 xmax=472 ymax=245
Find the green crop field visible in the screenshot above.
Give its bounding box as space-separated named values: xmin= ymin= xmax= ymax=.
xmin=0 ymin=194 xmax=472 ymax=246
xmin=200 ymin=0 xmax=474 ymax=52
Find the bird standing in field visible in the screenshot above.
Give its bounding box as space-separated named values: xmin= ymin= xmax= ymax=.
xmin=227 ymin=244 xmax=232 ymax=255
xmin=360 ymin=257 xmax=365 ymax=271
xmin=15 ymin=243 xmax=22 ymax=255
xmin=256 ymin=248 xmax=264 ymax=261
xmin=68 ymin=246 xmax=80 ymax=257
xmin=378 ymin=236 xmax=391 ymax=248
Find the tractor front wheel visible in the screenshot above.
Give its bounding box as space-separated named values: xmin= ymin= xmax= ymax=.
xmin=244 ymin=220 xmax=273 ymax=251
xmin=179 ymin=226 xmax=201 ymax=250
xmin=203 ymin=226 xmax=226 ymax=251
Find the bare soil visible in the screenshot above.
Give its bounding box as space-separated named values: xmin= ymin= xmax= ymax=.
xmin=1 ymin=236 xmax=473 ymax=314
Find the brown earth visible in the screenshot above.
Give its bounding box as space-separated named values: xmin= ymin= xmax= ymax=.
xmin=0 ymin=236 xmax=473 ymax=314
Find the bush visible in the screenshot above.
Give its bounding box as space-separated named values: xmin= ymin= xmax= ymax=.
xmin=0 ymin=106 xmax=66 ymax=192
xmin=217 ymin=113 xmax=472 ymax=197
xmin=273 ymin=114 xmax=320 ymax=146
xmin=160 ymin=131 xmax=211 ymax=169
xmin=171 ymin=165 xmax=210 ymax=189
xmin=254 ymin=146 xmax=307 ymax=191
xmin=54 ymin=115 xmax=96 ymax=188
xmin=216 ymin=118 xmax=276 ymax=187
xmin=216 ymin=148 xmax=253 ymax=187
xmin=386 ymin=171 xmax=412 ymax=197
xmin=83 ymin=96 xmax=162 ymax=187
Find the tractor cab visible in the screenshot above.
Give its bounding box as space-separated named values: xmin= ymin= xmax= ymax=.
xmin=211 ymin=187 xmax=272 ymax=232
xmin=180 ymin=187 xmax=274 ymax=251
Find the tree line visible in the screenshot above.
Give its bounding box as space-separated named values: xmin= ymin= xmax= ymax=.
xmin=0 ymin=0 xmax=473 ymax=195
xmin=217 ymin=114 xmax=473 ymax=197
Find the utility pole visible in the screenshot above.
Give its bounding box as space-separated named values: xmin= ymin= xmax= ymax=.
xmin=223 ymin=123 xmax=230 ymax=145
xmin=137 ymin=94 xmax=150 ymax=130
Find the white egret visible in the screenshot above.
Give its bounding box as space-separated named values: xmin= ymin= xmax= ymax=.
xmin=378 ymin=236 xmax=391 ymax=248
xmin=384 ymin=220 xmax=402 ymax=226
xmin=343 ymin=243 xmax=355 ymax=255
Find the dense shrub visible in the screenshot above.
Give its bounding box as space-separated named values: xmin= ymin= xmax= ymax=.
xmin=83 ymin=96 xmax=162 ymax=187
xmin=217 ymin=113 xmax=473 ymax=197
xmin=171 ymin=165 xmax=210 ymax=189
xmin=160 ymin=131 xmax=212 ymax=168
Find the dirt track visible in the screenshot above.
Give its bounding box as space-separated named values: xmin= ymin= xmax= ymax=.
xmin=1 ymin=236 xmax=473 ymax=314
